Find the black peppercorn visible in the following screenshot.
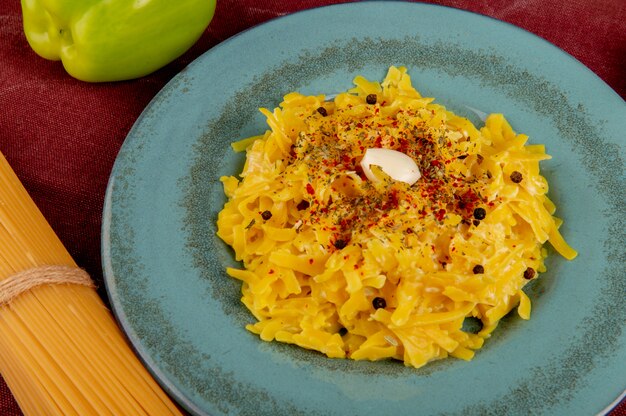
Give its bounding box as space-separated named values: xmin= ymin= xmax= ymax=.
xmin=317 ymin=107 xmax=328 ymax=116
xmin=523 ymin=267 xmax=536 ymax=279
xmin=261 ymin=210 xmax=272 ymax=220
xmin=372 ymin=297 xmax=386 ymax=309
xmin=296 ymin=200 xmax=310 ymax=211
xmin=473 ymin=265 xmax=484 ymax=274
xmin=473 ymin=207 xmax=486 ymax=220
xmin=366 ymin=94 xmax=377 ymax=104
xmin=338 ymin=327 xmax=348 ymax=336
xmin=510 ymin=171 xmax=523 ymax=183
xmin=333 ymin=239 xmax=347 ymax=249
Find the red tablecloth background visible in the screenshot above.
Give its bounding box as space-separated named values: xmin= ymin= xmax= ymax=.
xmin=1 ymin=1 xmax=624 ymax=415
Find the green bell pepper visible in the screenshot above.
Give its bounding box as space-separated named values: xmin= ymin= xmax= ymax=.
xmin=21 ymin=0 xmax=216 ymax=82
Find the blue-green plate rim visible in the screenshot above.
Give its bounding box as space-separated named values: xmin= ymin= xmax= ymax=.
xmin=102 ymin=2 xmax=626 ymax=415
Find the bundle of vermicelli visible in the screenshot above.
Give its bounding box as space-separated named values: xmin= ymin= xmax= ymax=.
xmin=0 ymin=151 xmax=182 ymax=415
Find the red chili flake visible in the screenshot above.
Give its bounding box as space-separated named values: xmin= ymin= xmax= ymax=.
xmin=269 ymin=269 xmax=275 ymax=274
xmin=306 ymin=183 xmax=315 ymax=195
xmin=435 ymin=208 xmax=446 ymax=221
xmin=354 ymin=164 xmax=367 ymax=180
xmin=388 ymin=190 xmax=399 ymax=209
xmin=309 ymin=259 xmax=314 ymax=264
xmin=356 ymin=122 xmax=363 ymax=129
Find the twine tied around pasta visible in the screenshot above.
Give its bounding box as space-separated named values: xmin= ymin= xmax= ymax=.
xmin=0 ymin=265 xmax=95 ymax=307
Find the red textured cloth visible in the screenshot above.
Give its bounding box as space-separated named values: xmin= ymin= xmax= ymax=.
xmin=0 ymin=1 xmax=624 ymax=415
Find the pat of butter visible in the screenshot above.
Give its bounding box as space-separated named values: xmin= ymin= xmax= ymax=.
xmin=360 ymin=148 xmax=421 ymax=185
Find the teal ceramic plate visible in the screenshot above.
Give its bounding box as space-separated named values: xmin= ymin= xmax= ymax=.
xmin=102 ymin=2 xmax=625 ymax=415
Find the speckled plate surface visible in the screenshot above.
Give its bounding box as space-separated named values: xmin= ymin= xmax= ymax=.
xmin=102 ymin=2 xmax=626 ymax=415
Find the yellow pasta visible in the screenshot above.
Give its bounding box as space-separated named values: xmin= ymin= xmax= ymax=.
xmin=217 ymin=66 xmax=576 ymax=367
xmin=0 ymin=151 xmax=183 ymax=415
